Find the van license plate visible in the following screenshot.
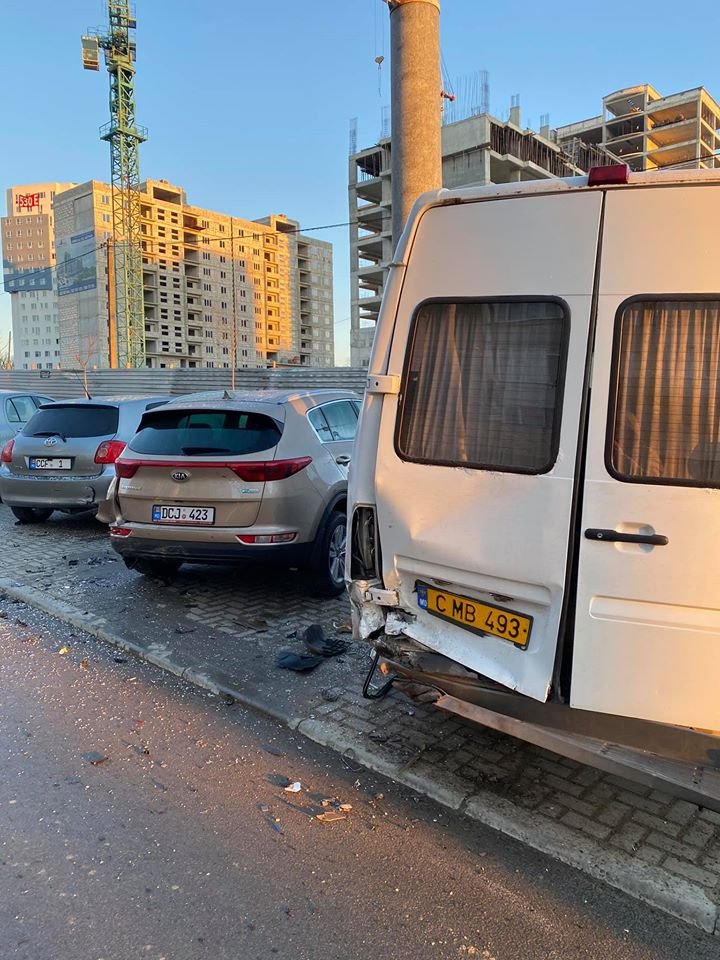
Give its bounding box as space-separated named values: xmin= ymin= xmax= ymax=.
xmin=29 ymin=457 xmax=71 ymax=470
xmin=416 ymin=582 xmax=532 ymax=649
xmin=152 ymin=505 xmax=215 ymax=525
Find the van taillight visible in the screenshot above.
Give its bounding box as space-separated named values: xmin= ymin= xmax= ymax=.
xmin=351 ymin=505 xmax=381 ymax=580
xmin=1 ymin=439 xmax=14 ymax=464
xmin=95 ymin=439 xmax=126 ymax=464
xmin=115 ymin=460 xmax=141 ymax=479
xmin=229 ymin=457 xmax=312 ymax=482
xmin=588 ymin=164 xmax=629 ymax=186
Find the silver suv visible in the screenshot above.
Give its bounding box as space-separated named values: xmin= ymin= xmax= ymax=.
xmin=0 ymin=396 xmax=170 ymax=523
xmin=102 ymin=389 xmax=360 ymax=595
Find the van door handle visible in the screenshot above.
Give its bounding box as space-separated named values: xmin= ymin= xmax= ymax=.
xmin=335 ymin=455 xmax=351 ymax=467
xmin=585 ymin=528 xmax=669 ymax=546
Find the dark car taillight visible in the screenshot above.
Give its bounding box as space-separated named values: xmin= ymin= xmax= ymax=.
xmin=351 ymin=505 xmax=382 ymax=580
xmin=229 ymin=457 xmax=312 ymax=482
xmin=1 ymin=439 xmax=14 ymax=464
xmin=115 ymin=459 xmax=141 ymax=479
xmin=95 ymin=439 xmax=127 ymax=464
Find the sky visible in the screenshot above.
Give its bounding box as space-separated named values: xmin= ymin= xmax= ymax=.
xmin=1 ymin=0 xmax=719 ymax=364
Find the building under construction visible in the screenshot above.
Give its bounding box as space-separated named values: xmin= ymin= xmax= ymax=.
xmin=349 ymin=83 xmax=720 ymax=367
xmin=348 ymin=107 xmax=616 ymax=367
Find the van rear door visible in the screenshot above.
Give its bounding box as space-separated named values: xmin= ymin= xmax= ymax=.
xmin=376 ymin=190 xmax=602 ymax=701
xmin=572 ymin=183 xmax=720 ymax=729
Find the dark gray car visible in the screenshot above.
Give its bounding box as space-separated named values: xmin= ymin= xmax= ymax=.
xmin=0 ymin=396 xmax=170 ymax=523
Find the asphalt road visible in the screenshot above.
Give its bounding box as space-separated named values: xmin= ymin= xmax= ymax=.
xmin=0 ymin=599 xmax=716 ymax=960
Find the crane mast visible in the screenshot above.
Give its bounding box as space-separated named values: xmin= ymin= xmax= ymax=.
xmin=82 ymin=2 xmax=147 ymax=368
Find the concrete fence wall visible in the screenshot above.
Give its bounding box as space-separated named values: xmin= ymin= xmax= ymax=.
xmin=0 ymin=367 xmax=368 ymax=400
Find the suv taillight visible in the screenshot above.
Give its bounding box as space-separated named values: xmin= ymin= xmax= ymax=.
xmin=229 ymin=457 xmax=312 ymax=482
xmin=1 ymin=439 xmax=14 ymax=464
xmin=95 ymin=440 xmax=127 ymax=464
xmin=115 ymin=459 xmax=141 ymax=479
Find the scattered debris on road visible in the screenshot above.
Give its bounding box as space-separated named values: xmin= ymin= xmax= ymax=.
xmin=276 ymin=650 xmax=324 ymax=672
xmin=284 ymin=781 xmax=302 ymax=793
xmin=302 ymin=624 xmax=350 ymax=658
xmin=81 ymin=751 xmax=108 ymax=765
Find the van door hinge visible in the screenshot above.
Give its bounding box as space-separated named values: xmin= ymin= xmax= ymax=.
xmin=366 ymin=374 xmax=400 ymax=396
xmin=364 ymin=587 xmax=400 ymax=606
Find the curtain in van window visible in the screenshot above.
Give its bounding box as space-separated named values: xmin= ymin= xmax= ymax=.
xmin=398 ymin=300 xmax=567 ymax=473
xmin=611 ymin=299 xmax=720 ymax=485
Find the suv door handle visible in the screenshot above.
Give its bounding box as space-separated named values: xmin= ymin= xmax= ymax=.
xmin=335 ymin=455 xmax=351 ymax=467
xmin=585 ymin=528 xmax=669 ymax=546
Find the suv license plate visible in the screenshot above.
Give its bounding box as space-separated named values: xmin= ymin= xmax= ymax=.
xmin=29 ymin=457 xmax=71 ymax=470
xmin=416 ymin=581 xmax=532 ymax=649
xmin=152 ymin=505 xmax=215 ymax=525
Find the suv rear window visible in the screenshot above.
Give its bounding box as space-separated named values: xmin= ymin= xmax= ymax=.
xmin=23 ymin=404 xmax=119 ymax=439
xmin=129 ymin=409 xmax=282 ymax=457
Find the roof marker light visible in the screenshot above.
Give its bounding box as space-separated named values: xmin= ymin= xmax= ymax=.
xmin=588 ymin=164 xmax=630 ymax=187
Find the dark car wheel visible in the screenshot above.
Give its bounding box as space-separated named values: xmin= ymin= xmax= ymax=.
xmin=11 ymin=507 xmax=53 ymax=524
xmin=311 ymin=511 xmax=347 ymax=597
xmin=124 ymin=557 xmax=182 ymax=582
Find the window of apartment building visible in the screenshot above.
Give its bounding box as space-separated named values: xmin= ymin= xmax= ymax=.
xmin=205 ymin=330 xmax=212 ymax=338
xmin=203 ymin=283 xmax=211 ymax=291
xmin=240 ymin=304 xmax=247 ymax=313
xmin=173 ymin=261 xmax=180 ymax=271
xmin=170 ymin=213 xmax=179 ymax=224
xmin=202 ymin=252 xmax=210 ymax=260
xmin=171 ymin=230 xmax=179 ymax=240
xmin=201 ymin=219 xmax=209 ymax=229
xmin=219 ymin=255 xmax=226 ymax=264
xmin=221 ymin=301 xmax=228 ymax=310
xmin=205 ymin=345 xmax=214 ymax=354
xmin=204 ymin=299 xmax=212 ymax=307
xmin=242 ymin=349 xmax=248 ymax=357
xmin=102 ymin=214 xmax=110 ymax=223
xmin=157 ymin=210 xmax=165 ymax=221
xmin=220 ymin=270 xmax=226 ymax=279
xmin=203 ymin=267 xmax=211 ymax=276
xmin=172 ymin=245 xmax=180 ymax=256
xmin=220 ymin=286 xmax=227 ymax=294
xmin=102 ymin=195 xmax=110 ymax=205
xmin=204 ymin=314 xmax=212 ymax=323
xmin=202 ymin=237 xmax=209 ymax=246
xmin=158 ymin=227 xmax=166 ymax=238
xmin=219 ymin=240 xmax=226 ymax=249
xmin=158 ymin=244 xmax=166 ymax=254
xmin=218 ymin=224 xmax=225 ymax=233
xmin=238 ymin=274 xmax=246 ymax=283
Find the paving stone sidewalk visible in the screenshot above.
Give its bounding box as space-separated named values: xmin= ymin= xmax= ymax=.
xmin=0 ymin=504 xmax=719 ymax=934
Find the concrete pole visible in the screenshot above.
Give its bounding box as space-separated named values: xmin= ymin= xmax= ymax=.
xmin=388 ymin=0 xmax=442 ymax=248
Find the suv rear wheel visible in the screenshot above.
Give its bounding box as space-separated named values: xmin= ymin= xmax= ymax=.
xmin=11 ymin=506 xmax=53 ymax=524
xmin=311 ymin=511 xmax=347 ymax=597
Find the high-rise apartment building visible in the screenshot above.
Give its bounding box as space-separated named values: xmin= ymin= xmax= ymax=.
xmin=556 ymin=85 xmax=720 ymax=173
xmin=348 ymin=111 xmax=615 ymax=367
xmin=1 ymin=182 xmax=76 ymax=369
xmin=53 ymin=178 xmax=334 ymax=370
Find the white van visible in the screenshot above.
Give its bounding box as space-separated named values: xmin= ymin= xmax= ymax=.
xmin=348 ymin=166 xmax=720 ymax=806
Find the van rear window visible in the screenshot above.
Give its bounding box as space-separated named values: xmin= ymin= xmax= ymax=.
xmin=24 ymin=404 xmax=119 ymax=439
xmin=396 ymin=300 xmax=568 ymax=473
xmin=609 ymin=298 xmax=720 ymax=486
xmin=129 ymin=409 xmax=282 ymax=457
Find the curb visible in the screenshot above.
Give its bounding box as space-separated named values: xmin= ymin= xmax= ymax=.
xmin=1 ymin=576 xmax=717 ymax=936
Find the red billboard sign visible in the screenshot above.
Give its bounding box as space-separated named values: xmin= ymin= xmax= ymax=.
xmin=17 ymin=193 xmax=40 ymax=209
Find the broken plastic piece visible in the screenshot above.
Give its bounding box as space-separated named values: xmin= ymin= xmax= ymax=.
xmin=58 ymin=646 xmax=69 ymax=655
xmin=276 ymin=650 xmax=324 ymax=672
xmin=302 ymin=625 xmax=350 ymax=658
xmin=81 ymin=751 xmax=108 ymax=765
xmin=284 ymin=782 xmax=302 ymax=793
